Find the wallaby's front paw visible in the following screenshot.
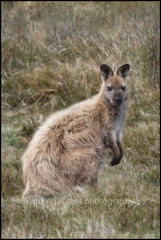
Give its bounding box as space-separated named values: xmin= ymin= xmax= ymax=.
xmin=110 ymin=158 xmax=121 ymax=166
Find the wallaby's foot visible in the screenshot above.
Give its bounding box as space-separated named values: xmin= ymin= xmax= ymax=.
xmin=90 ymin=177 xmax=98 ymax=190
xmin=22 ymin=182 xmax=55 ymax=203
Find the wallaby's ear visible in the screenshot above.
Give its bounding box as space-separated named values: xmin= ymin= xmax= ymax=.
xmin=117 ymin=64 xmax=130 ymax=79
xmin=100 ymin=64 xmax=113 ymax=81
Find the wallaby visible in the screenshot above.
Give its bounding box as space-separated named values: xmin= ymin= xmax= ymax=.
xmin=22 ymin=63 xmax=130 ymax=200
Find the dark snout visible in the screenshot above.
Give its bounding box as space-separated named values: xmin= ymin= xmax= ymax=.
xmin=114 ymin=95 xmax=123 ymax=105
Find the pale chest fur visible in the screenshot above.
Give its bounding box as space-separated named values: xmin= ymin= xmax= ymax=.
xmin=113 ymin=101 xmax=126 ymax=141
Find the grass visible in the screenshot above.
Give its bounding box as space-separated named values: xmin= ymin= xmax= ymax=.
xmin=1 ymin=1 xmax=160 ymax=239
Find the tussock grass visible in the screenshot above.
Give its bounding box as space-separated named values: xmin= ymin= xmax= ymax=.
xmin=2 ymin=1 xmax=160 ymax=239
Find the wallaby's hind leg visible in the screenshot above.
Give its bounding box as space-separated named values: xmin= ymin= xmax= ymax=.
xmin=22 ymin=181 xmax=55 ymax=202
xmin=22 ymin=182 xmax=34 ymax=202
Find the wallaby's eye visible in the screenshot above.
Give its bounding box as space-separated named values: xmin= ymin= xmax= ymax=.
xmin=121 ymin=86 xmax=126 ymax=91
xmin=107 ymin=86 xmax=113 ymax=91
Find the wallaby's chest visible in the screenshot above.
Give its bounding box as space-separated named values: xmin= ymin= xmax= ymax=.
xmin=113 ymin=103 xmax=126 ymax=141
xmin=101 ymin=101 xmax=127 ymax=148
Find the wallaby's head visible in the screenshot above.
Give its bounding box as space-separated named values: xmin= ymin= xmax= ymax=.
xmin=100 ymin=64 xmax=130 ymax=107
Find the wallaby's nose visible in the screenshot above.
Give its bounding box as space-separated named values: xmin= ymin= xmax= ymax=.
xmin=114 ymin=95 xmax=122 ymax=104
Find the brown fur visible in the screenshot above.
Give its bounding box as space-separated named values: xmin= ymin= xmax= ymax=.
xmin=22 ymin=63 xmax=130 ymax=200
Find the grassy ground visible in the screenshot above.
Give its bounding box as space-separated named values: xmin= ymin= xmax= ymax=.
xmin=1 ymin=1 xmax=160 ymax=238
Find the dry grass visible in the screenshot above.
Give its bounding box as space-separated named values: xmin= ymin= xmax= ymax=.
xmin=1 ymin=1 xmax=160 ymax=239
